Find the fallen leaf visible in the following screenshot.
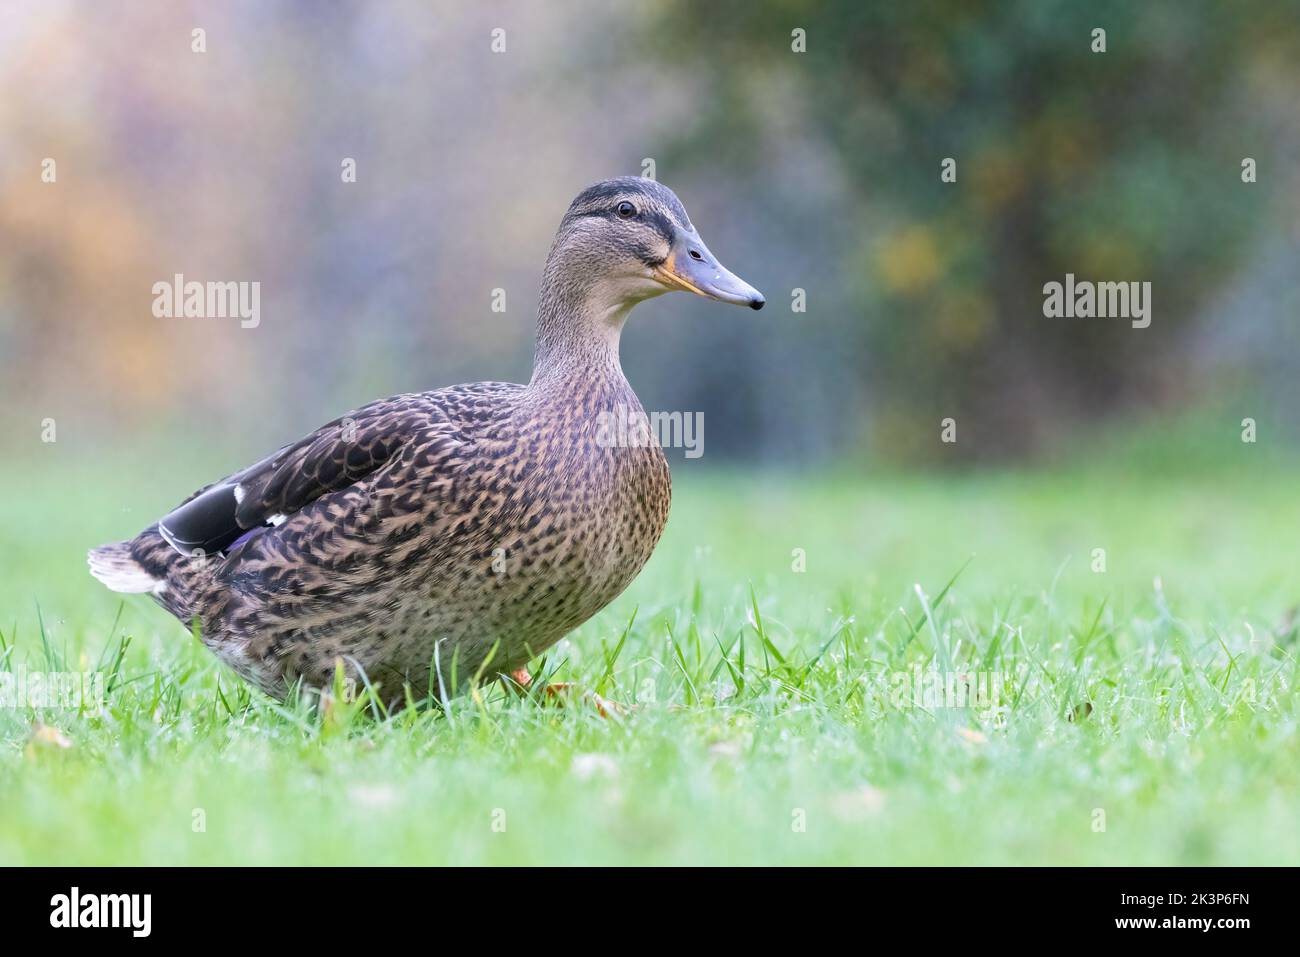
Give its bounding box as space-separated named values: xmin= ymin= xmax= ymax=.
xmin=348 ymin=784 xmax=399 ymax=809
xmin=830 ymin=785 xmax=887 ymax=820
xmin=570 ymin=753 xmax=619 ymax=780
xmin=708 ymin=740 xmax=743 ymax=759
xmin=26 ymin=722 xmax=73 ymax=757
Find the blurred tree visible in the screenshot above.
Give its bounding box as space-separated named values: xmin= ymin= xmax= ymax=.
xmin=648 ymin=0 xmax=1300 ymax=460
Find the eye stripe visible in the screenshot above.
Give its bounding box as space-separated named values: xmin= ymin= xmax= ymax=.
xmin=645 ymin=209 xmax=676 ymax=241
xmin=565 ymin=204 xmax=678 ymax=245
xmin=565 ymin=177 xmax=692 ymax=229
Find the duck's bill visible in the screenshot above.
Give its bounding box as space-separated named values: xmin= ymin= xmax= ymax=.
xmin=653 ymin=236 xmax=765 ymax=310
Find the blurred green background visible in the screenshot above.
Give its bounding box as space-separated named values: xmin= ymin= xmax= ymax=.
xmin=2 ymin=0 xmax=1298 ymax=469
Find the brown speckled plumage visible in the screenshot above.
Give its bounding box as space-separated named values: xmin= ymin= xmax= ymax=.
xmin=89 ymin=177 xmax=762 ymax=705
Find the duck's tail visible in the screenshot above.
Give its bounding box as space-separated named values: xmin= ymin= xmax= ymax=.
xmin=87 ymin=541 xmax=159 ymax=593
xmin=88 ymin=526 xmax=198 ymax=620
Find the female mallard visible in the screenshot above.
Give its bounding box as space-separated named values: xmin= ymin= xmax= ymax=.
xmin=89 ymin=177 xmax=763 ymax=708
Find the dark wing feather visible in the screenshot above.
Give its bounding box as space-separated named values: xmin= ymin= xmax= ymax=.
xmin=158 ymin=395 xmax=429 ymax=557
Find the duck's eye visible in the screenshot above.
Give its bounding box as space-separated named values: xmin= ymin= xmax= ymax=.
xmin=616 ymin=201 xmax=637 ymax=219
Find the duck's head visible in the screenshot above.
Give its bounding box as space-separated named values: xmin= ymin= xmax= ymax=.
xmin=544 ymin=176 xmax=765 ymax=314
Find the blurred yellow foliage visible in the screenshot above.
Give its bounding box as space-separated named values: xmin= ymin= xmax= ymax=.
xmin=1079 ymin=235 xmax=1146 ymax=278
xmin=1038 ymin=114 xmax=1096 ymax=185
xmin=934 ymin=288 xmax=995 ymax=354
xmin=876 ymin=224 xmax=943 ymax=295
xmin=970 ymin=143 xmax=1025 ymax=215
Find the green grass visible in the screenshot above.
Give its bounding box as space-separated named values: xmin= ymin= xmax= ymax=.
xmin=1 ymin=443 xmax=1298 ymax=865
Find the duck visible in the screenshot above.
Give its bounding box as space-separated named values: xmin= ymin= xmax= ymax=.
xmin=88 ymin=176 xmax=764 ymax=709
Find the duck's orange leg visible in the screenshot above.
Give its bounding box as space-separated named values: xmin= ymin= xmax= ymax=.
xmin=505 ymin=668 xmax=624 ymax=717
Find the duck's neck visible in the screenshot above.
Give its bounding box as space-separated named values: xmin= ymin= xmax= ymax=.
xmin=527 ymin=267 xmax=634 ymax=399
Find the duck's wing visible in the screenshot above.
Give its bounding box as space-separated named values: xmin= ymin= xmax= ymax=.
xmin=157 ymin=393 xmax=437 ymax=557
